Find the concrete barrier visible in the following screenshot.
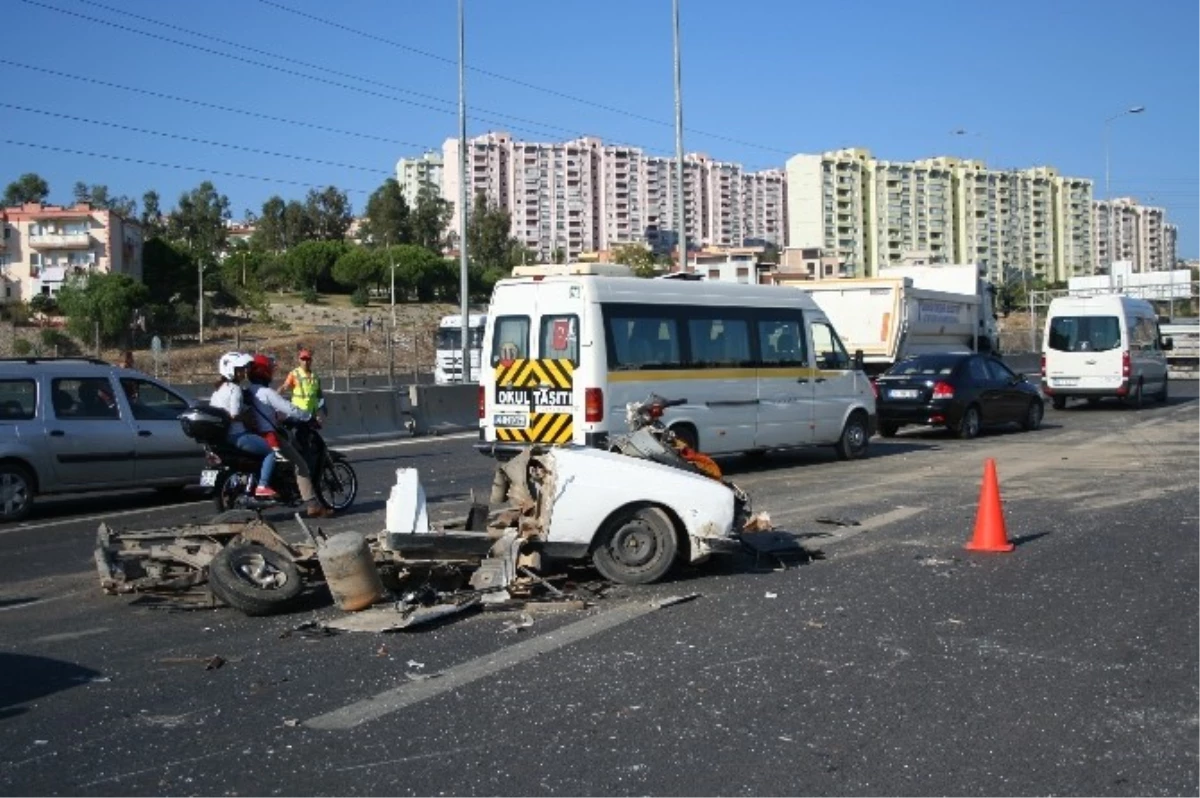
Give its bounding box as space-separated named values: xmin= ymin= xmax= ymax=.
xmin=407 ymin=384 xmax=479 ymax=436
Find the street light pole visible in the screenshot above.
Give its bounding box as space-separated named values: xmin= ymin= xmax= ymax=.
xmin=1103 ymin=105 xmax=1145 ymax=273
xmin=457 ymin=0 xmax=471 ymax=382
xmin=197 ymin=260 xmax=204 ymax=344
xmin=672 ymin=0 xmax=686 ymax=275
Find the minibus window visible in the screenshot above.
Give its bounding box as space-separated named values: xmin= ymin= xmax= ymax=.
xmin=810 ymin=322 xmax=851 ymax=370
xmin=606 ymin=315 xmax=681 ymax=369
xmin=491 ymin=316 xmax=530 ymax=366
xmin=757 ymin=318 xmax=807 ymax=366
xmin=688 ymin=318 xmax=751 ymax=367
xmin=539 ymin=315 xmax=579 ymax=364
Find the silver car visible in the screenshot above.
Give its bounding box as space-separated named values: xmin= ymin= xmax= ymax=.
xmin=0 ymin=358 xmax=203 ymax=522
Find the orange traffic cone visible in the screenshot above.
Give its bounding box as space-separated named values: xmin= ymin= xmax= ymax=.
xmin=966 ymin=458 xmax=1014 ymax=552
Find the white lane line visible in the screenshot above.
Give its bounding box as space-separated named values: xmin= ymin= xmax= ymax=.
xmin=0 ymin=594 xmax=71 ymax=612
xmin=336 ymin=432 xmax=476 ymax=453
xmin=30 ymin=627 xmax=110 ymax=644
xmin=305 ymin=602 xmax=661 ymax=730
xmin=0 ymin=500 xmax=209 ymax=536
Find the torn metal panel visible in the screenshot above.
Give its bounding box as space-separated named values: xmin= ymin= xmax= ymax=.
xmin=324 ymin=594 xmax=481 ymax=633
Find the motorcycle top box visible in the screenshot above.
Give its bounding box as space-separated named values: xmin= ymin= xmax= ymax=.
xmin=179 ymin=404 xmax=232 ymax=444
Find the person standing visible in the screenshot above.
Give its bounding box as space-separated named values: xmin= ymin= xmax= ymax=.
xmin=282 ymin=347 xmax=324 ymax=416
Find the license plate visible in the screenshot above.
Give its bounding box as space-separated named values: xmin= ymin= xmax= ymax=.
xmin=1053 ymin=378 xmax=1079 ymax=387
xmin=889 ymin=389 xmax=919 ymax=399
xmin=199 ymin=469 xmax=220 ymax=487
xmin=493 ymin=413 xmax=528 ymax=429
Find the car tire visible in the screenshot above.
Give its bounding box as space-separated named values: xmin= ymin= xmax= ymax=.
xmin=955 ymin=405 xmax=981 ymax=440
xmin=1126 ymin=379 xmax=1144 ymax=410
xmin=1051 ymin=395 xmax=1067 ymax=411
xmin=879 ymin=422 xmax=899 ymax=438
xmin=1021 ymin=399 xmax=1043 ymax=431
xmin=1086 ymin=397 xmax=1102 ymax=407
xmin=0 ymin=463 xmax=35 ymax=523
xmin=207 ymin=543 xmax=303 ymax=616
xmin=835 ymin=411 xmax=871 ymax=460
xmin=591 ymin=505 xmax=679 ymax=585
xmin=1155 ymin=376 xmax=1168 ymax=404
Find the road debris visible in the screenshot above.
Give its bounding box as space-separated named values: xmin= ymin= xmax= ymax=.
xmin=654 ymin=593 xmax=702 ymax=608
xmin=765 ymin=592 xmax=778 ymax=599
xmin=283 ymin=719 xmax=299 ymax=728
xmin=158 ymin=655 xmax=226 ymax=670
xmin=500 ymin=612 xmax=535 ymax=633
xmin=814 ymin=516 xmax=861 ymax=527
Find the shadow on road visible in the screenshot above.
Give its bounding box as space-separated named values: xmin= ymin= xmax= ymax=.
xmin=0 ymin=653 xmax=103 ymax=721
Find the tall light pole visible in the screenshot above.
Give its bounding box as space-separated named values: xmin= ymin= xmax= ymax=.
xmin=672 ymin=0 xmax=686 ymax=274
xmin=386 ymin=232 xmax=397 ymax=327
xmin=1103 ymin=105 xmax=1145 ymax=272
xmin=457 ymin=0 xmax=471 ymax=382
xmin=197 ymin=260 xmax=204 ymax=344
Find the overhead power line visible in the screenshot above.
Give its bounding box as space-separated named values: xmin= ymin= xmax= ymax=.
xmin=1 ymin=102 xmax=392 ymax=175
xmin=0 ymin=59 xmax=433 ymax=150
xmin=253 ymin=0 xmax=792 ymax=156
xmin=1 ymin=139 xmax=375 ymax=193
xmin=19 ymin=0 xmax=588 ymax=143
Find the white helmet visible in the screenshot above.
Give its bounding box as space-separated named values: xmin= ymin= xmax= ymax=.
xmin=218 ymin=351 xmax=252 ymax=381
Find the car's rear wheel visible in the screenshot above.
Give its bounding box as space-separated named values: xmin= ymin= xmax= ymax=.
xmin=1021 ymin=399 xmax=1043 ymax=431
xmin=1051 ymin=395 xmax=1068 ymax=410
xmin=835 ymin=411 xmax=870 ymax=460
xmin=1126 ymin=379 xmax=1144 ymax=410
xmin=591 ymin=505 xmax=678 ymax=585
xmin=878 ymin=422 xmax=899 ymax=438
xmin=955 ymin=405 xmax=981 ymax=440
xmin=1155 ymin=376 xmax=1168 ymax=404
xmin=0 ymin=464 xmax=35 ymax=523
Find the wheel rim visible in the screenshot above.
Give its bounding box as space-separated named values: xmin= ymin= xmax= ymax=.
xmin=845 ymin=420 xmax=866 ymax=452
xmin=608 ymin=518 xmax=660 ymax=569
xmin=0 ymin=472 xmax=30 ymax=518
xmin=229 ymin=550 xmax=291 ymax=590
xmin=965 ymin=409 xmax=979 ymax=437
xmin=321 ymin=462 xmax=356 ymax=510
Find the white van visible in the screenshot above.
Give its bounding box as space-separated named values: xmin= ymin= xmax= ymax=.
xmin=1041 ymin=294 xmax=1173 ymax=409
xmin=477 ymin=264 xmax=877 ymax=460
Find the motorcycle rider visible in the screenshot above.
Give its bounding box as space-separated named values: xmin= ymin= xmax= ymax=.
xmin=210 ymin=352 xmax=277 ymax=499
xmin=246 ymin=353 xmax=333 ymax=518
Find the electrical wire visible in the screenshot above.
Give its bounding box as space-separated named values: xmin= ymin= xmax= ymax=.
xmin=1 ymin=139 xmax=375 ymax=193
xmin=0 ymin=102 xmax=392 ymax=175
xmin=253 ymin=0 xmax=792 ymax=155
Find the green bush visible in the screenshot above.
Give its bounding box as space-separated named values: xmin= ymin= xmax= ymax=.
xmin=12 ymin=339 xmax=32 ymax=356
xmin=300 ymin=287 xmax=320 ymax=305
xmin=39 ymin=328 xmax=61 ymax=347
xmin=350 ymin=286 xmax=370 ymax=308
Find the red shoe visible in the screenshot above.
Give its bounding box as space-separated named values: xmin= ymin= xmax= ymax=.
xmin=254 ymin=486 xmax=279 ymax=499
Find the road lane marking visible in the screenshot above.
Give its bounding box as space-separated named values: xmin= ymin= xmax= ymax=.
xmin=0 ymin=594 xmax=72 ymax=612
xmin=30 ymin=627 xmax=110 ymax=644
xmin=0 ymin=501 xmax=210 ymax=536
xmin=305 ymin=602 xmax=661 ymax=730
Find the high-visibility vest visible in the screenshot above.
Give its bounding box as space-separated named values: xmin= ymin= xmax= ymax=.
xmin=289 ymin=368 xmax=322 ymax=413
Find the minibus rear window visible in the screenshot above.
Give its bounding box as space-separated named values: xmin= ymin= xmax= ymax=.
xmin=539 ymin=315 xmax=579 ymax=364
xmin=491 ymin=316 xmax=530 ymax=366
xmin=1048 ymin=316 xmax=1120 ymax=352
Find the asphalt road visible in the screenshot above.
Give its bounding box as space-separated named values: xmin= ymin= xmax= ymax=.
xmin=1 ymin=383 xmax=1197 ymax=796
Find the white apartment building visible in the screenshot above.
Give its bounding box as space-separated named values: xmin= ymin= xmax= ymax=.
xmin=443 ymin=132 xmax=786 ymax=262
xmin=787 ymin=148 xmax=1097 ymax=283
xmin=395 ymin=151 xmax=444 ymax=202
xmin=1092 ymin=197 xmax=1174 ymax=273
xmin=1 ymin=202 xmax=143 ymax=303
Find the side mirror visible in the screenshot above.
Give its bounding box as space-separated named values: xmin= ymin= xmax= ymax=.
xmin=1162 ymin=337 xmax=1174 ymax=351
xmin=1013 ymin=373 xmax=1026 ymax=384
xmin=853 ymin=349 xmax=864 ymax=371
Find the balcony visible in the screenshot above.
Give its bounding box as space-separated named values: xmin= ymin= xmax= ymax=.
xmin=28 ymin=232 xmax=91 ymax=249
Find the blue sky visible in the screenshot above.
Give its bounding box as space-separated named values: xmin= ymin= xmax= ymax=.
xmin=3 ymin=0 xmax=1197 ymax=257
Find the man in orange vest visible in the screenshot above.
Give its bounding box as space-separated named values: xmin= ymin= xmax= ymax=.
xmin=282 ymin=348 xmax=324 ymax=417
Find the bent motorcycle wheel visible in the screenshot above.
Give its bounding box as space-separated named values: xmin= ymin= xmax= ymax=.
xmin=591 ymin=505 xmax=679 ymax=585
xmin=208 ymin=543 xmax=303 ymax=616
xmin=316 ymin=459 xmax=358 ymax=511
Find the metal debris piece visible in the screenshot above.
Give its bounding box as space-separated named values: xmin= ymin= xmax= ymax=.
xmin=518 ymin=566 xmax=565 ymax=597
xmin=741 ymin=512 xmax=774 ymax=533
xmin=764 ymin=592 xmax=778 ymax=599
xmin=654 ymin=593 xmax=702 ymax=609
xmin=324 ymin=594 xmax=481 ymax=633
xmin=279 ymin=620 xmax=336 ymax=639
xmin=283 ymin=718 xmax=299 ymax=728
xmin=814 ymin=516 xmax=861 ymax=527
xmin=500 ymin=612 xmax=534 ymax=633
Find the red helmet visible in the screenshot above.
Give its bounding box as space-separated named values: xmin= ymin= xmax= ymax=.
xmin=249 ymin=353 xmax=276 ymax=381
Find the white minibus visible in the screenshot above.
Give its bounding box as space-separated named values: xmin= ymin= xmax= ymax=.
xmin=477 ymin=264 xmax=877 ymax=459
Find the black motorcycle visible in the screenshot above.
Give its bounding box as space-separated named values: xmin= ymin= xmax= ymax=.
xmin=180 ymin=404 xmax=358 ymax=513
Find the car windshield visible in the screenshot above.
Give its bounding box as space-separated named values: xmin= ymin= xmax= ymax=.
xmin=1048 ymin=316 xmax=1121 ymax=352
xmin=436 ymin=328 xmax=483 ymax=350
xmin=886 ymin=356 xmax=961 ymax=377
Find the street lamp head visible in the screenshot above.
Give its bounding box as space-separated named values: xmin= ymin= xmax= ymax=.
xmin=1129 ymin=106 xmax=1145 ymax=114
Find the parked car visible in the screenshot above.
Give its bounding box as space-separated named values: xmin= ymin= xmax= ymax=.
xmin=874 ymin=353 xmax=1043 ymax=439
xmin=0 ymin=358 xmax=202 ymax=522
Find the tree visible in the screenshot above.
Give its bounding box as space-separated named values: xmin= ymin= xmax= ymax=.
xmin=56 ymin=272 xmax=150 ymax=345
xmin=332 ymin=246 xmax=383 ymax=291
xmin=282 ymin=200 xmax=314 ymax=249
xmin=167 ymin=181 xmax=230 ymax=265
xmin=285 ymin=240 xmax=346 ymax=292
xmin=140 ymin=190 xmax=165 ymax=236
xmin=409 ymin=183 xmax=451 ymax=252
xmin=391 ymin=244 xmax=446 ymax=302
xmin=305 ymin=186 xmax=353 ymax=241
xmin=3 ymin=173 xmax=50 ymax=206
xmin=466 ymin=192 xmax=517 ymax=276
xmin=363 ymin=178 xmax=411 ymax=247
xmin=611 ymin=243 xmax=659 ymax=278
xmin=253 ymin=195 xmax=288 ymax=252
xmin=142 ymin=236 xmax=198 ymax=305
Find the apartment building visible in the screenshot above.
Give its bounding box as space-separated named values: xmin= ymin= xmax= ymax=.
xmin=787 ymin=148 xmax=1097 ymax=283
xmin=0 ymin=202 xmax=143 ymax=303
xmin=1092 ymin=197 xmax=1174 ymax=273
xmin=442 ymin=132 xmax=786 ymax=262
xmin=395 ymin=151 xmax=444 ymax=202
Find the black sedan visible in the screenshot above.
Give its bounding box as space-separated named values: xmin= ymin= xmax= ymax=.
xmin=874 ymin=353 xmax=1044 ymax=439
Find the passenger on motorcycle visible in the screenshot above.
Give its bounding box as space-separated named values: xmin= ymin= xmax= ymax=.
xmin=210 ymin=352 xmax=277 ymax=499
xmin=247 ymin=353 xmax=333 ymax=518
